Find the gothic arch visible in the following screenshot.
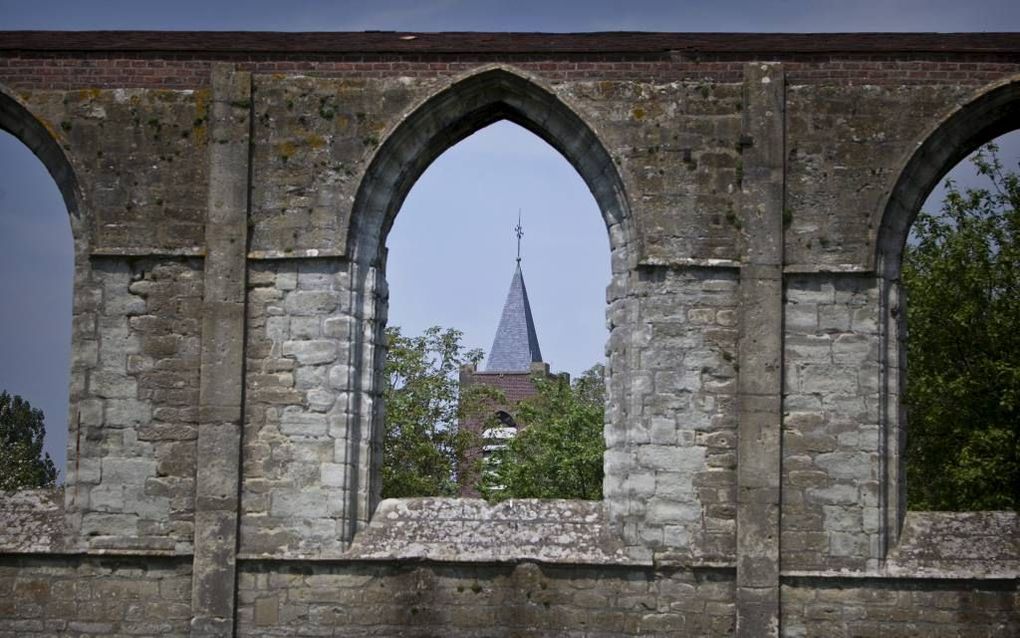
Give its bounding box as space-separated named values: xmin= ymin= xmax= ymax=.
xmin=876 ymin=75 xmax=1020 ymax=277
xmin=0 ymin=83 xmax=87 ymax=242
xmin=347 ymin=66 xmax=634 ymax=264
xmin=0 ymin=82 xmax=85 ymax=500
xmin=874 ymin=76 xmax=1020 ymax=549
xmin=340 ymin=67 xmax=635 ymax=533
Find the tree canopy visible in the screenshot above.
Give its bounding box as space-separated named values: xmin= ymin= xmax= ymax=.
xmin=482 ymin=364 xmax=605 ymax=501
xmin=381 ymin=325 xmax=606 ymax=501
xmin=0 ymin=390 xmax=57 ymax=491
xmin=381 ymin=325 xmax=490 ymax=499
xmin=902 ymin=143 xmax=1020 ymax=511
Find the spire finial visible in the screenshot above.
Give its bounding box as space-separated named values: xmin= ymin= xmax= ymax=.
xmin=515 ymin=209 xmax=523 ymax=265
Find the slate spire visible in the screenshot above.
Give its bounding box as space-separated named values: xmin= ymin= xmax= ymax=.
xmin=486 ymin=215 xmax=543 ymax=372
xmin=486 ymin=262 xmax=543 ymax=372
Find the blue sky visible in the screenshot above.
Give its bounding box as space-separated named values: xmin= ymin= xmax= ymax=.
xmin=2 ymin=0 xmax=1020 ymax=33
xmin=1 ymin=0 xmax=1018 ymax=476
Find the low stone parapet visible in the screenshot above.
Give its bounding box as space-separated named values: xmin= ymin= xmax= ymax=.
xmin=0 ymin=488 xmax=66 ymax=553
xmin=342 ymin=497 xmax=633 ymax=565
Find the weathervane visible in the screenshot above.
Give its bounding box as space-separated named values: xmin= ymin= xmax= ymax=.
xmin=514 ymin=210 xmax=524 ymax=264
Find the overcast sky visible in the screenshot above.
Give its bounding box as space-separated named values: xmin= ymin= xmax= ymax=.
xmin=1 ymin=0 xmax=1018 ymax=478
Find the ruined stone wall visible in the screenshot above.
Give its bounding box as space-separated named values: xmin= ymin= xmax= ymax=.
xmin=73 ymin=257 xmax=203 ymax=554
xmin=0 ymin=555 xmax=192 ymax=637
xmin=236 ymin=561 xmax=735 ymax=636
xmin=781 ymin=579 xmax=1017 ymax=637
xmin=242 ymin=258 xmax=361 ymax=557
xmin=782 ymin=274 xmax=882 ymax=573
xmin=605 ymin=266 xmax=739 ymax=562
xmin=0 ymin=32 xmax=1018 ymax=637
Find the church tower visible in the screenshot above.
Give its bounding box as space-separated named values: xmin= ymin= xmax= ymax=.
xmin=457 ymin=217 xmax=551 ymax=497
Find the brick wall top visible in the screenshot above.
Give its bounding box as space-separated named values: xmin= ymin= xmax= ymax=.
xmin=2 ymin=31 xmax=1020 ymax=55
xmin=2 ymin=32 xmax=1019 ymax=91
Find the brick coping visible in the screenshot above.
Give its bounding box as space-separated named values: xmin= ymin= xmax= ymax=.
xmin=1 ymin=31 xmax=1019 ymax=55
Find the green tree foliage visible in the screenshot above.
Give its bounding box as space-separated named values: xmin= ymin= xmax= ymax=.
xmin=0 ymin=391 xmax=57 ymax=491
xmin=902 ymin=143 xmax=1020 ymax=511
xmin=382 ymin=326 xmax=491 ymax=498
xmin=483 ymin=364 xmax=605 ymax=501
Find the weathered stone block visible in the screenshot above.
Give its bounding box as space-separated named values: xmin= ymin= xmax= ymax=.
xmin=283 ymin=291 xmax=340 ymax=316
xmin=806 ymin=483 xmax=858 ymax=505
xmin=327 ymin=364 xmax=351 ymax=390
xmin=306 ymin=389 xmax=335 ymax=412
xmin=785 ymin=303 xmax=818 ymax=332
xmin=797 ymin=364 xmax=859 ymax=395
xmin=636 ymin=445 xmax=706 ymax=473
xmin=322 ymin=315 xmax=352 ymax=339
xmin=104 ymin=399 xmax=152 ymax=427
xmin=281 ymin=340 xmax=338 ymax=365
xmin=279 ymin=409 xmax=328 ymax=437
xmin=89 ymin=371 xmax=138 ymax=399
xmin=89 ymin=484 xmax=124 ymax=511
xmin=80 ymin=512 xmax=138 ymax=536
xmin=814 ymin=450 xmax=871 ymax=481
xmin=289 ymin=317 xmax=321 ymax=339
xmin=830 ymin=531 xmax=869 ymax=557
xmin=253 ymin=596 xmax=279 ymax=626
xmin=102 ymin=458 xmax=157 ymax=485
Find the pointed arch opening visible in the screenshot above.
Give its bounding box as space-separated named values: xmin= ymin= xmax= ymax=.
xmin=383 ymin=119 xmax=610 ymax=500
xmin=0 ymin=86 xmax=87 ymax=490
xmin=0 ymin=88 xmax=85 ymax=234
xmin=875 ymin=77 xmax=1020 ymax=548
xmin=877 ymin=78 xmax=1020 ymax=276
xmin=348 ymin=67 xmax=633 ymax=266
xmin=342 ymin=68 xmax=634 ymax=532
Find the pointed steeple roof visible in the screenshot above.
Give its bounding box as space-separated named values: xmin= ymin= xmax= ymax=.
xmin=486 ymin=263 xmax=543 ymax=372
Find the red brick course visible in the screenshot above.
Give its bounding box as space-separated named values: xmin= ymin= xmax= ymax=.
xmin=465 ymin=372 xmax=542 ymax=407
xmin=1 ymin=32 xmax=1019 ymax=90
xmin=2 ymin=31 xmax=1018 ymax=54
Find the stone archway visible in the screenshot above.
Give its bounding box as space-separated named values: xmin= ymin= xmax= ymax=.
xmin=348 ymin=66 xmax=634 ymax=265
xmin=876 ymin=75 xmax=1020 ymax=274
xmin=341 ymin=66 xmax=635 ymax=537
xmin=0 ymin=84 xmax=86 ymax=239
xmin=0 ymin=82 xmax=91 ymax=550
xmin=874 ymin=75 xmax=1020 ymax=547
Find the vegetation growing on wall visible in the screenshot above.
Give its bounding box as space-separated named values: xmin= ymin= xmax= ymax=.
xmin=903 ymin=144 xmax=1020 ymax=511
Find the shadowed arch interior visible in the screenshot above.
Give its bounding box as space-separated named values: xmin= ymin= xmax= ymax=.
xmin=348 ymin=67 xmax=632 ymax=262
